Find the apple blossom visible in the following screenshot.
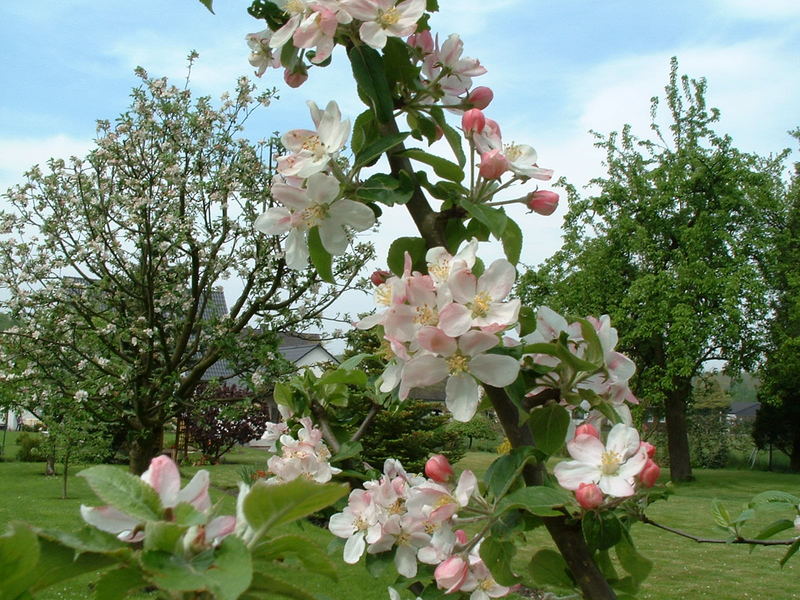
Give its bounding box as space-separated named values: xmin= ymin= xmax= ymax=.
xmin=639 ymin=458 xmax=661 ymax=488
xmin=277 ymin=100 xmax=351 ymax=178
xmin=425 ymin=454 xmax=454 ymax=482
xmin=575 ymin=423 xmax=600 ymax=439
xmin=479 ymin=150 xmax=508 ymax=180
xmin=434 ymin=555 xmax=469 ymax=593
xmin=344 ymin=0 xmax=426 ymax=50
xmin=575 ymin=482 xmax=604 ymax=510
xmin=526 ymin=190 xmax=559 ymax=215
xmin=467 ymin=86 xmax=494 ymax=110
xmin=461 ymin=109 xmax=485 ymax=135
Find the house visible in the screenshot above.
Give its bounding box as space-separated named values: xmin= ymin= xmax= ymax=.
xmin=727 ymin=401 xmax=761 ymax=422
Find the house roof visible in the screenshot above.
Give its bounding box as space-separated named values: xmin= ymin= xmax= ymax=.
xmin=728 ymin=401 xmax=761 ymax=418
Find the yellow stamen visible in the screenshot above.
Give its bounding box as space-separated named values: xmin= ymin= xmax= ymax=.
xmin=414 ymin=304 xmax=437 ymax=325
xmin=285 ymin=0 xmax=305 ymax=15
xmin=470 ymin=291 xmax=492 ymax=318
xmin=377 ymin=7 xmax=400 ymax=26
xmin=600 ymin=450 xmax=621 ymax=475
xmin=447 ymin=353 xmax=469 ymax=375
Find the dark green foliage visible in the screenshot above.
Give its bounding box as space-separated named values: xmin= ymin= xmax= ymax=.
xmin=445 ymin=413 xmax=500 ymax=450
xmin=649 ymin=409 xmax=729 ymax=469
xmin=16 ymin=433 xmax=45 ymax=462
xmin=356 ymin=399 xmax=464 ymax=473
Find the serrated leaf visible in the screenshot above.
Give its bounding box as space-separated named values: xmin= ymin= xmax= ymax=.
xmin=484 ymin=447 xmax=535 ymax=500
xmin=348 ymin=46 xmax=394 ymax=123
xmin=0 ymin=522 xmax=39 ymax=600
xmin=243 ymin=479 xmax=348 ymax=535
xmin=749 ymin=490 xmax=800 ymax=507
xmin=615 ymin=532 xmax=652 ymax=583
xmin=30 ymin=537 xmax=118 ymax=593
xmin=243 ymin=572 xmax=318 ymax=600
xmin=400 ymin=149 xmax=464 ymax=182
xmin=496 ymin=486 xmax=569 ymax=517
xmin=430 ymin=107 xmax=466 ymax=167
xmin=479 ymin=538 xmax=518 ymax=586
xmin=143 ymin=522 xmax=183 ymax=554
xmin=351 ymin=109 xmax=377 ymax=155
xmin=355 ymin=173 xmax=413 ymax=206
xmin=529 ymin=403 xmax=570 ymax=456
xmin=330 ymin=440 xmax=363 ymax=465
xmin=36 ymin=526 xmax=128 ymax=555
xmin=354 ymin=133 xmax=410 ymax=169
xmin=518 ymin=306 xmax=536 ymax=337
xmin=754 ymin=519 xmax=796 ymax=540
xmin=582 ymin=511 xmax=623 ymax=552
xmin=254 ymin=534 xmax=338 ymax=582
xmin=320 ymin=368 xmax=367 ymax=386
xmin=501 ymin=218 xmax=522 ymax=265
xmin=528 ymin=549 xmax=574 ymax=589
xmin=78 ymin=466 xmax=162 ymax=523
xmin=576 ymin=317 xmax=604 ymax=366
xmin=387 ymin=237 xmax=427 ymax=275
xmin=460 ymin=199 xmax=507 ymax=238
xmin=94 ymin=565 xmax=147 ymax=600
xmin=711 ymin=499 xmax=732 ymax=529
xmin=307 ymin=227 xmax=335 ymax=284
xmin=781 ymin=539 xmax=800 ymax=567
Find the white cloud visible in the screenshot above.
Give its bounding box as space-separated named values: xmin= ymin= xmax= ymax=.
xmin=428 ymin=0 xmax=526 ymax=36
xmin=0 ymin=135 xmax=92 ymax=192
xmin=711 ymin=0 xmax=800 ymax=19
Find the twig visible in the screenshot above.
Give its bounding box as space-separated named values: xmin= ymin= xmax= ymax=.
xmin=640 ymin=514 xmax=799 ymax=546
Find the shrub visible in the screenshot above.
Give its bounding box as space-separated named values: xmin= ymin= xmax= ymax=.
xmin=16 ymin=432 xmax=45 ymax=462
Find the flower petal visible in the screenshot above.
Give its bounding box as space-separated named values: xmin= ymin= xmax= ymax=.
xmin=445 ymin=373 xmax=479 ymax=422
xmin=468 ymin=353 xmax=519 ymax=387
xmin=553 ymin=461 xmax=601 ymax=491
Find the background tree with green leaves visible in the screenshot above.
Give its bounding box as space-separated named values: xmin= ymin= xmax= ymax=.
xmin=0 ymin=66 xmax=371 ymax=474
xmin=517 ymin=59 xmax=790 ymax=481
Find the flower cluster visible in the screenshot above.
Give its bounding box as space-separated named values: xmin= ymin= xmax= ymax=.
xmin=263 ymin=416 xmax=341 ymax=483
xmin=359 ymin=241 xmax=521 ymax=421
xmin=81 ymin=456 xmax=236 ymax=548
xmin=554 ymin=423 xmax=661 ymax=507
xmin=329 ymin=455 xmax=510 ymax=599
xmin=524 ymin=306 xmax=639 ymax=424
xmin=254 ymin=100 xmax=375 ymax=269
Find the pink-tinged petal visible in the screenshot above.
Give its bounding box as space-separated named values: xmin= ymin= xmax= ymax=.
xmin=356 ymin=310 xmax=385 ymax=330
xmin=80 ymin=504 xmax=140 ymax=535
xmin=618 ymin=449 xmax=648 ymax=479
xmin=553 ymin=461 xmax=601 ymax=491
xmin=205 ymin=515 xmax=236 ymax=542
xmin=341 ymin=0 xmax=378 ymax=21
xmin=566 ymin=434 xmax=606 ymax=464
xmin=402 ymin=355 xmax=449 ymax=391
xmin=318 ymin=218 xmax=348 ymax=255
xmin=383 ymin=304 xmax=418 ymax=342
xmin=254 ymin=207 xmax=292 ymax=235
xmin=598 ymin=474 xmax=635 ymax=498
xmin=459 ymin=330 xmax=499 ymax=356
xmin=445 ymin=373 xmax=479 ymax=422
xmin=606 ymin=424 xmax=640 ymax=457
xmin=395 ymin=544 xmax=418 ymax=578
xmin=476 ymin=298 xmax=520 ymax=330
xmin=468 ymin=354 xmax=519 ymax=388
xmin=281 ymin=129 xmax=317 ymax=153
xmin=417 ymin=326 xmax=458 ymax=356
xmin=379 ymin=360 xmax=403 ymax=392
xmin=454 ymin=470 xmax=477 ymax=505
xmin=343 ymin=531 xmax=367 ymax=564
xmin=328 ymin=512 xmax=356 ymax=538
xmin=438 ymin=302 xmax=472 ymax=338
xmin=269 ymin=14 xmax=301 ymax=48
xmin=535 ymin=306 xmax=569 ymax=340
xmin=359 ymin=21 xmax=388 ymax=49
xmin=607 ymin=352 xmax=635 ymax=380
xmin=272 ymin=181 xmax=312 ymax=210
xmin=141 ymin=455 xmax=181 ymax=507
xmin=176 ymin=470 xmax=211 ymax=511
xmin=284 ymin=229 xmax=310 ymax=270
xmin=328 ymin=198 xmax=376 ymax=232
xmin=449 ymin=269 xmax=478 ymax=304
xmin=478 ymin=259 xmax=516 ymax=300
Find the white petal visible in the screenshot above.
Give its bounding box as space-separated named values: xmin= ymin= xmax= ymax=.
xmin=445 ymin=373 xmax=479 ymax=422
xmin=553 ymin=461 xmax=600 ymax=491
xmin=343 ymin=531 xmax=366 ymax=563
xmin=606 ymin=424 xmax=640 ymax=457
xmin=468 ymin=354 xmax=519 ymax=388
xmin=359 ymin=21 xmax=388 ymax=49
xmin=478 ymin=259 xmax=515 ymax=301
xmin=284 ymin=229 xmax=309 ymax=270
xmin=306 ymin=172 xmax=341 ymax=205
xmin=254 ymin=207 xmax=292 ymax=235
xmin=598 ymin=474 xmax=635 ymax=498
xmin=80 ymin=505 xmax=139 ymax=535
xmin=176 ymin=470 xmax=211 ymax=511
xmin=566 ymin=434 xmax=605 ymax=464
xmin=319 ymin=218 xmax=348 ymax=255
xmin=329 ymin=198 xmax=376 ymax=231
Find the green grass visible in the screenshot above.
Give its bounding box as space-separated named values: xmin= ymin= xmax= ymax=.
xmin=2 ymin=449 xmax=800 ymax=599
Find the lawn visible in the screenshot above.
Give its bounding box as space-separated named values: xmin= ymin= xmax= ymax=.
xmin=2 ymin=447 xmax=800 ymax=599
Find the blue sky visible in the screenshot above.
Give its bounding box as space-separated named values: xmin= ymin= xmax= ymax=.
xmin=1 ymin=0 xmax=799 ymax=333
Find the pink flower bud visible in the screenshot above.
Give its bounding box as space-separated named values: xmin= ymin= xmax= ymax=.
xmin=425 ymin=454 xmax=454 ymax=483
xmin=283 ymin=68 xmax=308 ymax=88
xmin=467 ymin=86 xmax=494 ymax=110
xmin=454 ymin=529 xmax=468 ymax=545
xmin=461 ymin=108 xmax=485 ymax=135
xmin=407 ymin=30 xmax=434 ymax=54
xmin=575 ymin=423 xmax=600 ymax=439
xmin=526 ymin=190 xmax=559 ymax=216
xmin=639 ymin=459 xmax=660 ymax=488
xmin=434 ymin=556 xmax=469 ymax=593
xmin=479 ymin=149 xmax=508 ymax=180
xmin=640 ymin=441 xmax=656 ymax=459
xmin=370 ymin=269 xmax=391 ymax=286
xmin=575 ymin=482 xmax=604 ymax=510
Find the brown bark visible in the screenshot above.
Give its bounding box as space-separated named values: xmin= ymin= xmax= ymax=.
xmin=790 ymin=434 xmax=800 ymax=472
xmin=128 ymin=423 xmax=164 ymax=475
xmin=664 ymin=381 xmax=694 ymax=482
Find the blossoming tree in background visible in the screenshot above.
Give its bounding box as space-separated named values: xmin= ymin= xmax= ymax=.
xmin=2 ymin=1 xmax=799 ymax=599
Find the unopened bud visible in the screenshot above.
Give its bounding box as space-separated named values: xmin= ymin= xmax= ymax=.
xmin=467 ymin=86 xmax=494 ymax=110
xmin=575 ymin=482 xmax=604 ymax=510
xmin=526 ymin=190 xmax=559 ymax=216
xmin=425 ymin=454 xmax=454 ymax=482
xmin=434 ymin=556 xmax=469 ymax=593
xmin=640 ymin=441 xmax=656 ymax=459
xmin=407 ymin=30 xmax=434 ymax=54
xmin=370 ymin=269 xmax=391 ymax=286
xmin=478 ymin=149 xmax=507 ymax=180
xmin=639 ymin=459 xmax=660 ymax=488
xmin=575 ymin=423 xmax=600 ymax=439
xmin=283 ymin=68 xmax=308 ymax=88
xmin=454 ymin=529 xmax=468 ymax=545
xmin=461 ymin=108 xmax=485 ymax=135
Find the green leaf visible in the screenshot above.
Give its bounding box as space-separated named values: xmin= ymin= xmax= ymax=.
xmin=754 ymin=519 xmax=796 ymax=540
xmin=749 ymin=490 xmax=800 ymax=507
xmin=387 ymin=237 xmax=427 ymax=276
xmin=320 ymin=368 xmax=367 ymax=386
xmin=94 ymin=566 xmax=147 ymax=600
xmin=780 ymin=539 xmax=800 ymax=567
xmin=243 ymin=572 xmax=319 ymax=600
xmin=576 ymin=317 xmax=604 ymax=366
xmin=348 ymin=46 xmax=394 ymax=123
xmin=484 ymin=447 xmax=535 ymax=500
xmin=330 ymin=440 xmax=363 ymax=465
xmin=430 ymin=107 xmax=466 ymax=167
xmin=0 ymin=523 xmax=39 ymax=600
xmin=501 ymin=218 xmax=522 ymax=265
xmin=337 ymin=353 xmax=369 ymax=371
xmin=78 ymin=465 xmax=162 ymax=522
xmin=615 ymin=533 xmax=652 ymax=583
xmin=30 ymin=537 xmax=118 ymax=593
xmin=173 ymin=502 xmax=207 ymax=528
xmin=528 ymin=549 xmax=574 ymax=589
xmin=460 ymin=199 xmax=507 ymax=238
xmin=400 ymin=149 xmax=464 ymax=182
xmin=355 ymin=173 xmax=413 ymax=206
xmin=354 ymin=133 xmax=410 ymax=169
xmin=365 ymin=551 xmax=395 ymax=578
xmin=196 ymin=0 xmax=214 ymax=13
xmin=143 ymin=521 xmax=183 ymax=554
xmin=479 ymin=538 xmax=518 ymax=586
xmin=205 ymin=537 xmax=253 ymax=600
xmin=254 ymin=534 xmax=338 ymax=582
xmin=529 ymin=403 xmax=570 ymax=456
xmin=351 ymin=109 xmax=377 ymax=156
xmin=243 ymin=479 xmax=348 ymax=535
xmin=383 ymin=38 xmax=420 ymax=90
xmin=496 ymin=486 xmax=570 ymax=517
xmin=307 ymin=227 xmax=335 ymax=284
xmin=465 ymin=217 xmax=490 ymax=242
xmin=518 ymin=306 xmax=536 ymax=337
xmin=582 ymin=511 xmax=623 ymax=552
xmin=711 ymin=499 xmax=732 ymax=530
xmin=36 ymin=526 xmax=128 ymax=555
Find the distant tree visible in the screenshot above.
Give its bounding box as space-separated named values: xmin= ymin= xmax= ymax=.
xmin=517 ymin=59 xmax=788 ymax=481
xmin=0 ymin=65 xmax=370 ymax=473
xmin=692 ymin=373 xmax=731 ymax=412
xmin=754 ymin=132 xmax=800 ymax=470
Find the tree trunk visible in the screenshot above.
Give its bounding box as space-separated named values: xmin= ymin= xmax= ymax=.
xmin=61 ymin=451 xmax=70 ymax=499
xmin=129 ymin=424 xmax=164 ymax=475
xmin=485 ymin=386 xmax=617 ymax=600
xmin=45 ymin=454 xmax=56 ymax=476
xmin=790 ymin=435 xmax=800 ymax=472
xmin=665 ymin=383 xmax=693 ymax=482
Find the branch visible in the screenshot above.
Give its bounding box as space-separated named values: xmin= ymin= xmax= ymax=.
xmin=309 ymin=402 xmax=341 ymax=453
xmin=350 ymin=403 xmax=381 ymax=443
xmin=640 ymin=514 xmax=799 ymax=546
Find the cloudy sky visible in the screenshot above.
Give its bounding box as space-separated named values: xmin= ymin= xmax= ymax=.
xmin=1 ymin=0 xmax=798 ymax=339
